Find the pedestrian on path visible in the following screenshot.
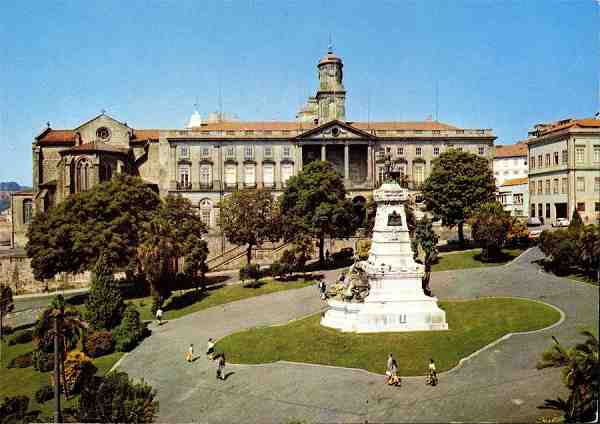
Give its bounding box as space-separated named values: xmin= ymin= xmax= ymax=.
xmin=186 ymin=344 xmax=194 ymax=363
xmin=388 ymin=359 xmax=401 ymax=386
xmin=385 ymin=353 xmax=395 ymax=384
xmin=156 ymin=308 xmax=163 ymax=325
xmin=319 ymin=280 xmax=327 ymax=300
xmin=207 ymin=338 xmax=215 ymax=359
xmin=426 ymin=358 xmax=438 ymax=386
xmin=216 ymin=353 xmax=226 ymax=380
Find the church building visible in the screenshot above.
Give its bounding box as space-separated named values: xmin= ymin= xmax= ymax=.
xmin=12 ymin=48 xmax=496 ymax=247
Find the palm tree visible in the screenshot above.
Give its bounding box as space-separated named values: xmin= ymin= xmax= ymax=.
xmin=537 ymin=330 xmax=599 ymax=422
xmin=34 ymin=295 xmax=88 ymax=423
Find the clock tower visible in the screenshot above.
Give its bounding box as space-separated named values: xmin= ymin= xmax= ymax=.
xmin=316 ymin=47 xmax=346 ymax=122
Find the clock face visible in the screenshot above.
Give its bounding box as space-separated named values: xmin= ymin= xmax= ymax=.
xmin=96 ymin=127 xmax=111 ymax=141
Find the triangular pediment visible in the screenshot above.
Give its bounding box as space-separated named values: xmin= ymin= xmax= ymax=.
xmin=296 ymin=120 xmax=375 ymax=140
xmin=74 ymin=113 xmax=132 ymax=147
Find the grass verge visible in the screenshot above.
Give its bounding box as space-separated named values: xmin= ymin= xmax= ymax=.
xmin=129 ymin=278 xmax=316 ymax=321
xmin=431 ymin=248 xmax=525 ymax=272
xmin=217 ymin=297 xmax=560 ymax=375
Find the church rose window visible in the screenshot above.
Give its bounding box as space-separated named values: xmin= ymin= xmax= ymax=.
xmin=96 ymin=127 xmax=111 ymax=140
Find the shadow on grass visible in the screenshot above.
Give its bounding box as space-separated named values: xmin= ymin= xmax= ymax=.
xmin=473 ymin=250 xmax=519 ymax=264
xmin=437 ymin=241 xmax=476 ymax=253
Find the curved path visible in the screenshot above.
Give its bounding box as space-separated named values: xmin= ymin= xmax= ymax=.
xmin=118 ymin=248 xmax=599 ymax=423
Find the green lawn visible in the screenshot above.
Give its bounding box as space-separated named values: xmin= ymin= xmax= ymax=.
xmin=431 ymin=248 xmax=525 ymax=272
xmin=0 ymin=338 xmax=123 ymax=417
xmin=129 ymin=278 xmax=316 ymax=321
xmin=216 ymin=297 xmax=560 ymax=375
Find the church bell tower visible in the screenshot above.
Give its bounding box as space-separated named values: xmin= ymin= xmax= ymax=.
xmin=316 ymin=46 xmax=346 ymax=122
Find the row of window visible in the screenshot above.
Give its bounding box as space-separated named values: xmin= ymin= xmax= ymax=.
xmin=530 ymin=177 xmax=600 ymax=195
xmin=379 ymin=145 xmax=485 ymax=159
xmin=179 ymin=145 xmax=292 ymax=161
xmin=178 ymin=163 xmax=294 ymax=188
xmin=530 ymin=145 xmax=600 ymax=170
xmin=497 ymin=158 xmax=527 ymax=167
xmin=495 ymin=169 xmax=527 ymax=176
xmin=375 ymin=163 xmax=426 ymax=184
xmin=497 ymin=193 xmax=524 ymax=206
xmin=531 ymin=202 xmax=600 ymax=218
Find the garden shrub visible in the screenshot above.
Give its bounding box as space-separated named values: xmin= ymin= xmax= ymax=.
xmin=0 ymin=396 xmax=29 ymax=423
xmin=32 ymin=349 xmax=55 ymax=372
xmin=332 ymin=247 xmax=354 ymax=262
xmin=85 ymin=331 xmax=115 ymax=358
xmin=8 ymin=328 xmax=33 ymax=345
xmin=84 ymin=258 xmax=126 ymax=331
xmin=239 ymin=263 xmax=262 ymax=287
xmin=78 ymin=372 xmax=159 ymax=423
xmin=113 ymin=305 xmax=147 ymax=352
xmin=34 ymin=385 xmax=54 ymax=404
xmin=7 ymin=352 xmax=33 ymax=368
xmin=1 ymin=325 xmax=13 ymax=337
xmin=51 ymin=351 xmax=97 ymax=395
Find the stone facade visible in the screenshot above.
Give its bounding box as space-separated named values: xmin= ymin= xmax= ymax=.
xmin=527 ymin=118 xmax=600 ymax=225
xmin=493 ymin=143 xmax=528 ymax=186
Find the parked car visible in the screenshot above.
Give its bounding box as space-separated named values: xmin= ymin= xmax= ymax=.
xmin=552 ymin=218 xmax=570 ymax=227
xmin=527 ymin=217 xmax=542 ymax=227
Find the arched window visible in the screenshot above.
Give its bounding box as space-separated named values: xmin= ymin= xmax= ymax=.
xmin=199 ymin=198 xmax=212 ymax=228
xmin=76 ymin=159 xmax=90 ymax=192
xmin=23 ymin=199 xmax=33 ymax=224
xmin=100 ymin=163 xmax=112 ymax=182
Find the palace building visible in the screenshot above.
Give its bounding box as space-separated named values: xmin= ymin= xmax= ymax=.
xmin=11 ymin=48 xmax=496 ymax=248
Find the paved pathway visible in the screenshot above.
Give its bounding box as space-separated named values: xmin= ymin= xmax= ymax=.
xmin=116 ymin=247 xmax=598 ymax=423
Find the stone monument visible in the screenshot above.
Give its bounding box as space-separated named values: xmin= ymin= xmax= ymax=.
xmin=321 ymin=160 xmax=448 ymax=332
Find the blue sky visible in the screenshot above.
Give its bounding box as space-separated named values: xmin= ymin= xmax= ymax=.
xmin=1 ymin=0 xmax=598 ymax=185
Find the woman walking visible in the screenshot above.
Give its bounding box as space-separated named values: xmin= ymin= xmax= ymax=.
xmin=216 ymin=353 xmax=226 ymax=381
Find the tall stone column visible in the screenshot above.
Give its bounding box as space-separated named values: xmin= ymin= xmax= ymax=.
xmin=367 ymin=144 xmax=373 ymax=187
xmin=321 ymin=144 xmax=326 ymax=161
xmin=344 ymin=143 xmax=350 ymax=187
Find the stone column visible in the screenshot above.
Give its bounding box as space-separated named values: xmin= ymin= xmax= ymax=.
xmin=344 ymin=143 xmax=350 ymax=186
xmin=367 ymin=144 xmax=373 ymax=187
xmin=321 ymin=144 xmax=326 ymax=161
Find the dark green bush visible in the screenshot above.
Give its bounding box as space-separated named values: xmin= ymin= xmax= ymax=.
xmin=239 ymin=263 xmax=262 ymax=287
xmin=85 ymin=331 xmax=115 ymax=358
xmin=332 ymin=247 xmax=354 ymax=262
xmin=8 ymin=329 xmax=33 ymax=345
xmin=84 ymin=260 xmax=126 ymax=331
xmin=7 ymin=352 xmax=33 ymax=368
xmin=0 ymin=396 xmax=29 ymax=423
xmin=113 ymin=306 xmax=147 ymax=352
xmin=32 ymin=349 xmax=55 ymax=372
xmin=34 ymin=385 xmax=54 ymax=404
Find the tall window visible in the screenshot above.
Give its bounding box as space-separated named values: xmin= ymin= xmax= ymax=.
xmin=179 ymin=146 xmax=189 ymax=159
xmin=553 ymin=152 xmax=559 ymax=165
xmin=23 ymin=199 xmax=33 ymax=224
xmin=282 ymin=146 xmax=291 ymax=158
xmin=595 ymin=177 xmax=600 ymax=193
xmin=281 ymin=163 xmax=293 ymax=185
xmin=76 ymin=159 xmax=90 ymax=192
xmin=538 ymin=204 xmax=542 ymax=217
xmin=99 ymin=163 xmax=112 ymax=182
xmin=546 ymin=204 xmax=550 ymax=218
xmin=545 ymin=153 xmax=550 ymax=167
xmin=178 ymin=164 xmax=190 ymax=189
xmin=514 ymin=193 xmax=523 ymax=205
xmin=415 ymin=147 xmax=422 ymax=157
xmin=537 ymin=180 xmax=542 ymax=194
xmin=226 ymin=146 xmax=235 ymax=159
xmin=545 ymin=180 xmax=550 ymax=194
xmin=397 ymin=147 xmax=404 ymax=156
xmin=531 ymin=204 xmax=535 ymax=217
xmin=263 ymin=163 xmax=274 ymax=188
xmin=414 ymin=165 xmax=424 ymax=185
xmin=244 ymin=146 xmax=254 ymax=160
xmin=199 ymin=164 xmax=211 ymax=187
xmin=264 ymin=146 xmax=273 ymax=158
xmin=201 ymin=147 xmax=210 ymax=158
xmin=224 ymin=164 xmax=237 ymax=187
xmin=561 ymin=178 xmax=567 ymax=194
xmin=433 ymin=147 xmax=439 ymax=156
xmin=530 ymin=181 xmax=535 ymax=195
xmin=577 ymin=177 xmax=585 ymax=192
xmin=553 ymin=179 xmax=559 ymax=194
xmin=478 ymin=147 xmax=485 ymax=155
xmin=530 ymin=156 xmax=535 ymax=169
xmin=576 ymin=146 xmax=585 ymax=163
xmin=537 ymin=155 xmax=542 ymax=168
xmin=244 ymin=164 xmax=256 ymax=187
xmin=594 ymin=145 xmax=600 ymax=163
xmin=562 ymin=150 xmax=568 ymax=164
xmin=199 ymin=199 xmax=212 ymax=228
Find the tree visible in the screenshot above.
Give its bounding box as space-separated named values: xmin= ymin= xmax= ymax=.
xmin=137 ymin=195 xmax=208 ymax=307
xmin=577 ymin=225 xmax=600 ymax=279
xmin=280 ymin=161 xmax=358 ymax=263
xmin=0 ymin=284 xmax=14 ymax=340
xmin=414 ymin=217 xmax=439 ymax=296
xmin=112 ymin=305 xmax=147 ymax=352
xmin=539 ymin=229 xmax=580 ymax=276
xmin=568 ymin=209 xmax=584 ymax=234
xmin=421 ymin=149 xmax=496 ymax=245
xmin=78 ymin=372 xmax=159 ymax=423
xmin=32 ymin=295 xmax=88 ymax=422
xmin=239 ymin=263 xmax=261 ymax=288
xmin=537 ymin=330 xmax=599 ymax=422
xmin=469 ymin=201 xmax=512 ymax=260
xmin=219 ymin=189 xmax=280 ymax=265
xmin=84 ymin=256 xmax=125 ymax=331
xmin=10 ymin=263 xmax=19 ymax=295
xmin=26 ymin=175 xmax=161 ymax=280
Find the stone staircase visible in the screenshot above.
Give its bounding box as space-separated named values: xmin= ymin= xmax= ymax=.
xmin=206 ymin=241 xmax=293 ymax=272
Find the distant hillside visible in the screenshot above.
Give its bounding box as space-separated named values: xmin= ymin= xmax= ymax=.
xmin=0 ymin=182 xmax=32 ymax=212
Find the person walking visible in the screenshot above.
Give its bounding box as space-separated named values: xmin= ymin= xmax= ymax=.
xmin=206 ymin=338 xmax=215 ymax=359
xmin=427 ymin=358 xmax=438 ymax=386
xmin=186 ymin=344 xmax=194 ymax=363
xmin=156 ymin=308 xmax=163 ymax=325
xmin=216 ymin=353 xmax=226 ymax=380
xmin=385 ymin=353 xmax=394 ymax=384
xmin=319 ymin=280 xmax=327 ymax=300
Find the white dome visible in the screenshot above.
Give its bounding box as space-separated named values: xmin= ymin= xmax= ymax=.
xmin=186 ymin=110 xmax=203 ymax=128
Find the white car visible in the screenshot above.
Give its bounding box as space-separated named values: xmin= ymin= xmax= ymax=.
xmin=552 ymin=218 xmax=570 ymax=227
